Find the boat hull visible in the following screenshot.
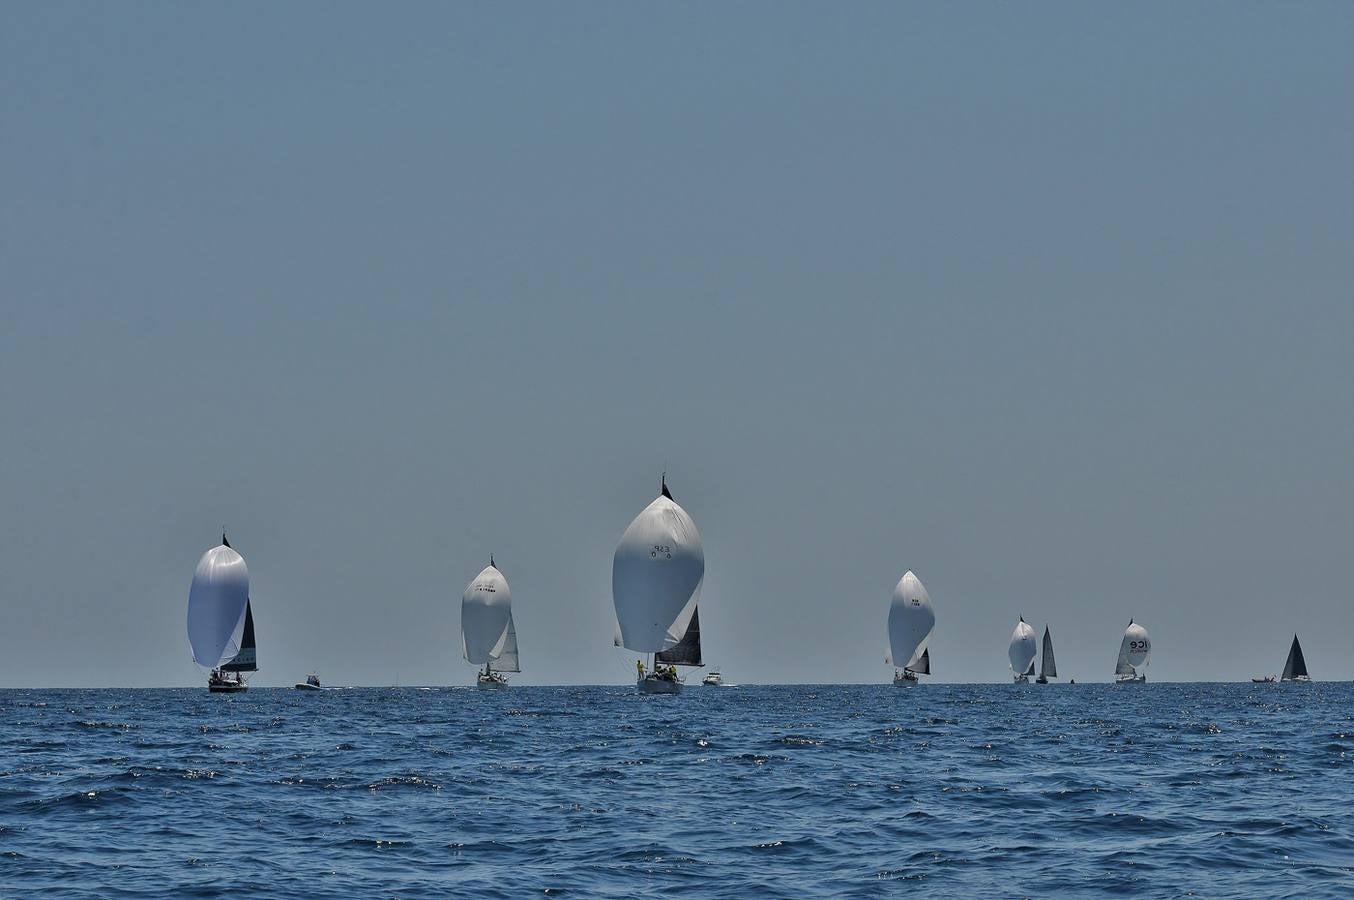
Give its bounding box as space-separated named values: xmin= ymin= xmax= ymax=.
xmin=477 ymin=673 xmax=508 ymax=688
xmin=208 ymin=682 xmax=247 ymax=693
xmin=892 ymin=672 xmax=919 ymax=687
xmin=638 ymin=675 xmax=682 ymax=694
xmin=1115 ymin=674 xmax=1147 ymax=684
xmin=293 ymin=683 xmax=323 ymax=691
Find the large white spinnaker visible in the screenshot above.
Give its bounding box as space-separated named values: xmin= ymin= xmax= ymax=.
xmin=888 ymin=571 xmax=935 ymax=674
xmin=1008 ymin=617 xmax=1037 ymax=676
xmin=1124 ymin=620 xmax=1151 ymax=668
xmin=462 ymin=559 xmax=512 ymax=665
xmin=613 ymin=477 xmax=704 ymax=652
xmin=186 ymin=534 xmax=250 ymax=669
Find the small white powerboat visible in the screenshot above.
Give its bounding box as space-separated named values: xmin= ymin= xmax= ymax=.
xmin=702 ymin=671 xmax=722 ymax=686
xmin=294 ymin=673 xmax=323 ymax=691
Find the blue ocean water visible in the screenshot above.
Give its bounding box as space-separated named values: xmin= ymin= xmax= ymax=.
xmin=2 ymin=683 xmax=1352 ymax=897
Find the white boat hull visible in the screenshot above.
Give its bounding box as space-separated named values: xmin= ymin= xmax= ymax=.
xmin=638 ymin=675 xmax=682 ymax=694
xmin=1115 ymin=674 xmax=1147 ymax=684
xmin=293 ymin=683 xmax=323 ymax=691
xmin=477 ymin=673 xmax=508 ymax=688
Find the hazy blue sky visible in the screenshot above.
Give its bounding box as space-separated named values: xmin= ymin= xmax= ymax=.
xmin=3 ymin=2 xmax=1352 ymax=686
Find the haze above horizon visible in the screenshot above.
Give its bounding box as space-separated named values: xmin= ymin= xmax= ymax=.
xmin=3 ymin=3 xmax=1352 ymax=687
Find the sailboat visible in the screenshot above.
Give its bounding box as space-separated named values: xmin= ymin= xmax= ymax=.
xmin=1036 ymin=625 xmax=1057 ymax=684
xmin=886 ymin=571 xmax=935 ymax=686
xmin=1008 ymin=617 xmax=1037 ymax=684
xmin=613 ymin=475 xmax=705 ymax=695
xmin=461 ymin=555 xmax=516 ymax=688
xmin=187 ymin=532 xmax=253 ymax=693
xmin=1114 ymin=619 xmax=1151 ymax=684
xmin=1280 ymin=633 xmax=1310 ymax=683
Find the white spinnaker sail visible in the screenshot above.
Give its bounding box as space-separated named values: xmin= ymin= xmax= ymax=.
xmin=462 ymin=564 xmax=512 ymax=665
xmin=888 ymin=571 xmax=935 ymax=672
xmin=1008 ymin=618 xmax=1038 ymax=675
xmin=1124 ymin=621 xmax=1151 ymax=668
xmin=186 ymin=542 xmax=250 ymax=669
xmin=612 ymin=482 xmax=705 ymax=653
xmin=489 ymin=616 xmax=520 ymax=673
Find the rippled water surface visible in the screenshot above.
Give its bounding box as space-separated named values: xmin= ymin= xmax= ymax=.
xmin=3 ymin=683 xmax=1353 ymax=897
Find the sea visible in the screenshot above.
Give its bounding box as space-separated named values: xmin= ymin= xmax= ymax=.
xmin=2 ymin=682 xmax=1351 ymax=897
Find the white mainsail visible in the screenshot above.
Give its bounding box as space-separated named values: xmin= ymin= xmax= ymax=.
xmin=1008 ymin=617 xmax=1037 ymax=676
xmin=888 ymin=571 xmax=935 ymax=674
xmin=613 ymin=478 xmax=705 ymax=652
xmin=186 ymin=535 xmax=250 ymax=669
xmin=489 ymin=616 xmax=520 ymax=673
xmin=461 ymin=560 xmax=512 ymax=665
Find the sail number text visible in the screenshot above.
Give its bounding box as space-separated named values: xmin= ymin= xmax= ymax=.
xmin=1128 ymin=640 xmax=1148 ymax=651
xmin=650 ymin=545 xmax=673 ymax=559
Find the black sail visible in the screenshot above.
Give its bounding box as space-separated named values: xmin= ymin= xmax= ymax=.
xmin=656 ymin=606 xmax=702 ymax=667
xmin=1281 ymin=634 xmax=1308 ymax=681
xmin=220 ymin=600 xmax=257 ymax=673
xmin=1041 ymin=626 xmax=1058 ymax=679
xmin=912 ymin=647 xmax=931 ymax=675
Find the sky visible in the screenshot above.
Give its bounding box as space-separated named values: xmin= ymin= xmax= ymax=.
xmin=2 ymin=2 xmax=1352 ymax=686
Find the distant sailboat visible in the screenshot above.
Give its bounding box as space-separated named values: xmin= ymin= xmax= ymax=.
xmin=613 ymin=475 xmax=705 ymax=695
xmin=1280 ymin=634 xmax=1310 ymax=683
xmin=1036 ymin=625 xmax=1057 ymax=684
xmin=886 ymin=571 xmax=935 ymax=686
xmin=187 ymin=532 xmax=252 ymax=693
xmin=1009 ymin=617 xmax=1037 ymax=683
xmin=462 ymin=556 xmax=515 ymax=688
xmin=1114 ymin=619 xmax=1151 ymax=684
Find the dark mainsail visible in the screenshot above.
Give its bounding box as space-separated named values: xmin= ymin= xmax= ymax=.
xmin=220 ymin=600 xmax=257 ymax=673
xmin=1040 ymin=626 xmax=1057 ymax=679
xmin=911 ymin=647 xmax=931 ymax=675
xmin=1281 ymin=634 xmax=1308 ymax=681
xmin=656 ymin=606 xmax=702 ymax=667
